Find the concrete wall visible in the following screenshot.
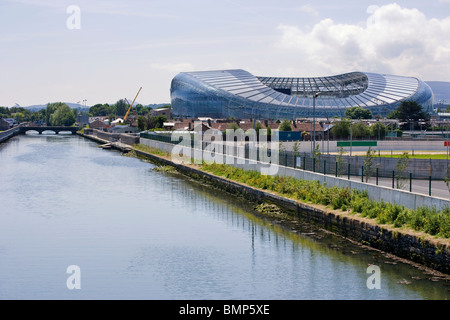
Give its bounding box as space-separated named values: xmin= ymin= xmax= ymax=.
xmin=120 ymin=134 xmax=139 ymax=146
xmin=282 ymin=140 xmax=450 ymax=153
xmin=0 ymin=127 xmax=19 ymax=143
xmin=139 ymin=137 xmax=450 ymax=211
xmin=291 ymin=153 xmax=449 ymax=179
xmin=87 ymin=129 xmax=138 ymax=146
xmin=133 ymin=142 xmax=450 ymax=275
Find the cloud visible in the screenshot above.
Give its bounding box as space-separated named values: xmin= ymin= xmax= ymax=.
xmin=297 ymin=5 xmax=319 ymax=17
xmin=150 ymin=62 xmax=196 ymax=73
xmin=274 ymin=3 xmax=450 ymax=81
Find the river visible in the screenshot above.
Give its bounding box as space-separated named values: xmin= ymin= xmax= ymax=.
xmin=0 ymin=134 xmax=448 ymax=300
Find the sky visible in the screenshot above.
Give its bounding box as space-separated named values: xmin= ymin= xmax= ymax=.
xmin=1 ymin=0 xmax=450 ymax=107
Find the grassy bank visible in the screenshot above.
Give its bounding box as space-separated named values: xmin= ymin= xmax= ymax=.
xmin=131 ymin=142 xmax=450 ymax=239
xmin=353 ymin=152 xmax=449 ymax=160
xmin=200 ymin=162 xmax=450 ymax=239
xmin=378 ymin=153 xmax=448 ymax=160
xmin=134 ymin=143 xmax=171 ymax=158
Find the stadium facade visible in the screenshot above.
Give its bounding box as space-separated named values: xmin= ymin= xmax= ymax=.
xmin=170 ymin=69 xmax=434 ymax=120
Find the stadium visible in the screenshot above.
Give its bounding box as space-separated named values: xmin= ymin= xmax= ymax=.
xmin=170 ymin=69 xmax=434 ymax=120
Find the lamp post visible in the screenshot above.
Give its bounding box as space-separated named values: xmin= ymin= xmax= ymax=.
xmin=312 ymin=92 xmax=321 ymax=157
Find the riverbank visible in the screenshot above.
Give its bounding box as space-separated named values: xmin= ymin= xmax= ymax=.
xmin=0 ymin=127 xmax=20 ymax=144
xmin=78 ymin=132 xmax=450 ymax=276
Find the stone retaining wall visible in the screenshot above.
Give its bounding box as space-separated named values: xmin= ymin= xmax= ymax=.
xmin=0 ymin=127 xmax=19 ymax=143
xmin=133 ymin=148 xmax=450 ymax=275
xmin=140 ymin=137 xmax=450 ymax=211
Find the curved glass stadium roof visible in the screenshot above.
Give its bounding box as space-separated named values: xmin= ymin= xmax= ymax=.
xmin=170 ymin=69 xmax=434 ymax=120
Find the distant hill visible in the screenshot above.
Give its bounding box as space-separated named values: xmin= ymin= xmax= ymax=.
xmin=20 ymin=102 xmax=170 ymax=112
xmin=426 ymin=81 xmax=450 ymax=103
xmin=22 ymin=102 xmax=90 ymax=112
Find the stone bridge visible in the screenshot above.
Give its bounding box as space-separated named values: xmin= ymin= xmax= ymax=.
xmin=19 ymin=126 xmax=79 ymax=135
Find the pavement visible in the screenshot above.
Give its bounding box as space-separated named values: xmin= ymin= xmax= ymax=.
xmin=338 ymin=173 xmax=450 ymax=200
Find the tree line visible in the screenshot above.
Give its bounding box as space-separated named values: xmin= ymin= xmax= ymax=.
xmin=1 ymin=103 xmax=84 ymax=126
xmin=330 ymin=101 xmax=431 ymax=139
xmin=0 ymin=106 xmax=46 ymax=124
xmin=0 ymin=104 xmax=77 ymax=126
xmin=89 ymin=100 xmax=169 ymax=117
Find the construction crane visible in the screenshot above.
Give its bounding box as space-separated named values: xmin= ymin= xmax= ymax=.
xmin=124 ymin=87 xmax=142 ymax=122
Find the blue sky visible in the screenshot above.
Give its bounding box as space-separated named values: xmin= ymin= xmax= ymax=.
xmin=1 ymin=0 xmax=450 ymax=107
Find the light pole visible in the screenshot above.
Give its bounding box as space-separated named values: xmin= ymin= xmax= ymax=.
xmin=312 ymin=92 xmax=321 ymax=157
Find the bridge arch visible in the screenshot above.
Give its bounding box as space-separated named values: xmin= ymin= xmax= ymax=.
xmin=19 ymin=126 xmax=79 ymax=135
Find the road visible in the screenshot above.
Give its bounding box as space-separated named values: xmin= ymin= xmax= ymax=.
xmin=341 ymin=173 xmax=450 ymax=200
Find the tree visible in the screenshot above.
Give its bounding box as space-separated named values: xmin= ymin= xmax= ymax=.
xmin=345 ymin=106 xmax=372 ymax=119
xmin=445 ymin=165 xmax=450 ymax=195
xmin=335 ymin=146 xmax=345 ymax=177
xmin=137 ymin=115 xmax=146 ymax=131
xmin=370 ymin=122 xmax=387 ymax=140
xmin=254 ymin=121 xmax=263 ymax=135
xmin=363 ymin=147 xmax=376 ymax=182
xmin=47 ymin=102 xmax=76 ymax=126
xmin=331 ymin=120 xmax=350 ymax=139
xmin=352 ymin=121 xmax=370 ymax=138
xmin=292 ymin=141 xmax=300 ymax=157
xmin=387 ymin=100 xmax=430 ymax=122
xmin=395 ymin=152 xmax=410 ymax=189
xmin=14 ymin=112 xmax=25 ymax=123
xmin=154 ymin=115 xmax=167 ymax=129
xmin=279 ymin=120 xmax=292 ymax=131
xmin=227 ymin=122 xmax=240 ymax=130
xmin=114 ymin=99 xmax=128 ymax=117
xmin=145 ymin=115 xmax=168 ymax=130
xmin=46 ymin=103 xmax=58 ymax=125
xmin=89 ymin=103 xmax=114 ymax=116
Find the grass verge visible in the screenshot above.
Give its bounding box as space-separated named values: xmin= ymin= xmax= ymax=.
xmin=200 ymin=162 xmax=450 ymax=239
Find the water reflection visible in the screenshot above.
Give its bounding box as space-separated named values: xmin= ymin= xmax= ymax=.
xmin=0 ymin=135 xmax=448 ymax=300
xmin=127 ymin=169 xmax=450 ymax=300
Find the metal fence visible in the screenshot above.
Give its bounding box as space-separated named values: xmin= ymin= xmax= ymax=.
xmin=140 ymin=132 xmax=448 ymax=195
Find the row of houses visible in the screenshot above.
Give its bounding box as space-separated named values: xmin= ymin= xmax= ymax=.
xmin=87 ymin=116 xmax=139 ymax=134
xmin=160 ymin=118 xmax=325 ymax=141
xmin=86 ymin=115 xmax=327 ymax=140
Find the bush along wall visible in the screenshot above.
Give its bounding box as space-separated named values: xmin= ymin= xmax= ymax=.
xmin=198 ymin=162 xmax=450 ymax=274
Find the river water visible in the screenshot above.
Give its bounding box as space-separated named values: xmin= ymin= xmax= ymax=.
xmin=0 ymin=134 xmax=448 ymax=300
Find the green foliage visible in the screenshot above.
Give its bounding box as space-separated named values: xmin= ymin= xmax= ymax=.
xmin=46 ymin=102 xmax=76 ymax=126
xmin=254 ymin=121 xmax=263 ymax=135
xmin=335 ymin=146 xmax=345 ymax=177
xmin=144 ymin=115 xmax=168 ymax=130
xmin=370 ymin=122 xmax=387 ymax=140
xmin=199 ymin=162 xmax=450 ymax=239
xmin=345 ymin=106 xmax=372 ymax=119
xmin=278 ymin=120 xmax=292 ymax=131
xmin=352 ymin=121 xmax=370 ymax=138
xmin=114 ymin=99 xmax=128 ymax=116
xmin=89 ymin=103 xmax=114 ymax=116
xmin=137 ymin=115 xmax=146 ymax=131
xmin=395 ymin=152 xmax=410 ymax=189
xmin=313 ymin=143 xmax=321 ymax=160
xmin=387 ymin=100 xmax=430 ymax=121
xmin=227 ymin=122 xmax=240 ymax=130
xmin=331 ymin=120 xmax=350 ymax=139
xmin=292 ymin=141 xmax=300 ymax=157
xmin=363 ymin=147 xmax=376 ymax=182
xmin=445 ymin=165 xmax=450 ymax=195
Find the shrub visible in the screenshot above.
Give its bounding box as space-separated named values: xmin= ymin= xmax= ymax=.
xmin=198 ymin=162 xmax=449 ymax=238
